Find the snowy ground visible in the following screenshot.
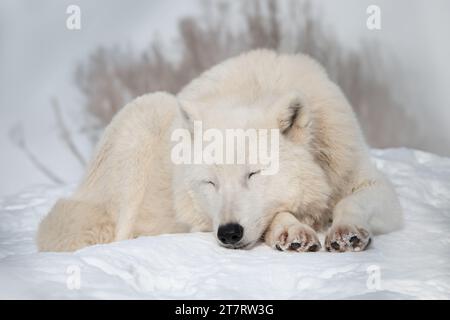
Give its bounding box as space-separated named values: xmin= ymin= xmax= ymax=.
xmin=0 ymin=148 xmax=449 ymax=299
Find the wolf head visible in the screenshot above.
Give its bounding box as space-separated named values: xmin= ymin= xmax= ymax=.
xmin=171 ymin=92 xmax=330 ymax=249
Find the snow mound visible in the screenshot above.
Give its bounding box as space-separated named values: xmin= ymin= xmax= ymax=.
xmin=0 ymin=148 xmax=449 ymax=299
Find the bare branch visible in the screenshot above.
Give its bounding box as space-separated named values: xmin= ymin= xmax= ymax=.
xmin=51 ymin=97 xmax=87 ymax=167
xmin=9 ymin=124 xmax=65 ymax=185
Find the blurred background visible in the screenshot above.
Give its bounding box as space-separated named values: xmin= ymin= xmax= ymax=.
xmin=0 ymin=0 xmax=449 ymax=196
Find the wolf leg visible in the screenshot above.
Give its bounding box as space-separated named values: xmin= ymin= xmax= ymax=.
xmin=264 ymin=211 xmax=321 ymax=252
xmin=325 ymin=172 xmax=402 ymax=252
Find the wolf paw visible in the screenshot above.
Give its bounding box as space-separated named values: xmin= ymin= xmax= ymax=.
xmin=265 ymin=223 xmax=321 ymax=252
xmin=325 ymin=224 xmax=371 ymax=252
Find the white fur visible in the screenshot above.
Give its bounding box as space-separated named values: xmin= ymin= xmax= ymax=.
xmin=37 ymin=50 xmax=402 ymax=252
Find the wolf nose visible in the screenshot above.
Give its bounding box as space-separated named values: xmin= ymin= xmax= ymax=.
xmin=217 ymin=223 xmax=244 ymax=245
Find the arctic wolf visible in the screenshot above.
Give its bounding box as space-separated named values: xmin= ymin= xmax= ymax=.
xmin=37 ymin=50 xmax=402 ymax=252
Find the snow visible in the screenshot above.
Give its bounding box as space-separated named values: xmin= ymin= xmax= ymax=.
xmin=0 ymin=148 xmax=449 ymax=299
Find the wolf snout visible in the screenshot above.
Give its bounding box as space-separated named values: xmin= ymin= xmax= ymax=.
xmin=217 ymin=223 xmax=244 ymax=245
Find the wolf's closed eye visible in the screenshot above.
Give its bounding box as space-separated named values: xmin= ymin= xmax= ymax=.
xmin=248 ymin=170 xmax=261 ymax=180
xmin=204 ymin=180 xmax=216 ymax=187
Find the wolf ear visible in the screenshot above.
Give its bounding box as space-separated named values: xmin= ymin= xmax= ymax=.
xmin=179 ymin=105 xmax=192 ymax=124
xmin=176 ymin=100 xmax=198 ymax=134
xmin=275 ymin=93 xmax=311 ymax=140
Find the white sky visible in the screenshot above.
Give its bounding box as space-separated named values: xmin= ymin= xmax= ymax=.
xmin=0 ymin=0 xmax=449 ymax=196
xmin=0 ymin=0 xmax=199 ymax=196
